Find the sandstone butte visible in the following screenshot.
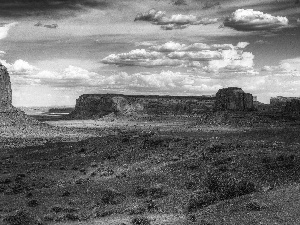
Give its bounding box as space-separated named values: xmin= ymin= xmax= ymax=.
xmin=214 ymin=87 xmax=255 ymax=111
xmin=67 ymin=87 xmax=255 ymax=119
xmin=0 ymin=64 xmax=38 ymax=126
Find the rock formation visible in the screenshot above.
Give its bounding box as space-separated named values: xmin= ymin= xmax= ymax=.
xmin=214 ymin=87 xmax=254 ymax=111
xmin=0 ymin=64 xmax=38 ymax=126
xmin=68 ymin=94 xmax=216 ymax=119
xmin=284 ymin=99 xmax=300 ymax=113
xmin=68 ymin=87 xmax=258 ymax=119
xmin=0 ymin=64 xmax=13 ymax=111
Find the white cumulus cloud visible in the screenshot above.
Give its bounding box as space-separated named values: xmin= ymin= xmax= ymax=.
xmin=134 ymin=9 xmax=219 ymax=30
xmin=204 ymin=51 xmax=255 ymax=74
xmin=0 ymin=59 xmax=37 ymax=75
xmin=262 ymin=60 xmax=299 ymax=76
xmin=102 ymin=41 xmax=254 ymax=74
xmin=0 ymin=22 xmax=17 ymax=40
xmin=224 ymin=9 xmax=289 ymax=31
xmin=160 ymin=24 xmax=189 ymax=30
xmin=96 ymin=70 xmax=223 ymax=94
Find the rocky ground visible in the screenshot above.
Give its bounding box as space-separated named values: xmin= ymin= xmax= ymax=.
xmin=2 ymin=113 xmax=300 ymax=225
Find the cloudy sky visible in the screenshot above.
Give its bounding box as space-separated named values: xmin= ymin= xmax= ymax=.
xmin=0 ymin=0 xmax=300 ymax=106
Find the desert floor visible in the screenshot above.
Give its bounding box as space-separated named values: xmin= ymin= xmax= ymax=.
xmin=2 ymin=114 xmax=300 ymax=225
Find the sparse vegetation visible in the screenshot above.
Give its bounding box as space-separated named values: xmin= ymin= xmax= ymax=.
xmin=2 ymin=112 xmax=300 ymax=225
xmin=101 ymin=189 xmax=125 ymax=205
xmin=3 ymin=210 xmax=43 ymax=225
xmin=205 ymin=172 xmax=257 ymax=200
xmin=187 ymin=191 xmax=219 ymax=212
xmin=131 ymin=216 xmax=151 ymax=225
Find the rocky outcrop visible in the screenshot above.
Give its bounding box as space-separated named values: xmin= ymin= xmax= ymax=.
xmin=270 ymin=96 xmax=300 ymax=112
xmin=0 ymin=64 xmax=39 ymax=126
xmin=214 ymin=87 xmax=254 ymax=111
xmin=68 ymin=94 xmax=216 ymax=119
xmin=0 ymin=64 xmax=13 ymax=111
xmin=284 ymin=99 xmax=300 ymax=113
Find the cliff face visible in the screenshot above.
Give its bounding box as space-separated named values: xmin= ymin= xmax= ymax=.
xmin=68 ymin=94 xmax=216 ymax=119
xmin=284 ymin=99 xmax=300 ymax=113
xmin=214 ymin=87 xmax=254 ymax=111
xmin=0 ymin=64 xmax=13 ymax=111
xmin=0 ymin=64 xmax=39 ymax=125
xmin=68 ymin=87 xmax=257 ymax=119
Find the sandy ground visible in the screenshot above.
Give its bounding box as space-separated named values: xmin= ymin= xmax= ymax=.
xmin=2 ymin=115 xmax=300 ymax=225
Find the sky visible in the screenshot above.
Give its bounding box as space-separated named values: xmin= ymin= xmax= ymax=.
xmin=0 ymin=0 xmax=300 ymax=106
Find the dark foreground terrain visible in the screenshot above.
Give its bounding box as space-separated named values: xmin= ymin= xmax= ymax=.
xmin=2 ymin=113 xmax=300 ymax=225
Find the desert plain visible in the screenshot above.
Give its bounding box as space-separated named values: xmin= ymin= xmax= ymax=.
xmin=2 ymin=107 xmax=300 ymax=225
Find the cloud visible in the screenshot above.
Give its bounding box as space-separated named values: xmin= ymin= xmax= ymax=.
xmin=167 ymin=51 xmax=222 ymax=61
xmin=32 ymin=66 xmax=98 ymax=87
xmin=172 ymin=0 xmax=187 ymax=6
xmin=34 ymin=22 xmax=58 ymax=29
xmin=97 ymin=68 xmax=300 ymax=100
xmin=8 ymin=57 xmax=300 ymax=103
xmin=134 ymin=9 xmax=218 ymax=30
xmin=262 ymin=58 xmax=300 ymax=76
xmin=254 ymin=40 xmax=270 ymax=45
xmin=44 ymin=24 xmax=58 ymax=29
xmin=236 ymin=42 xmax=250 ymax=48
xmin=0 ymin=23 xmax=17 ymax=40
xmin=95 ymin=70 xmax=222 ymax=93
xmin=149 ymin=41 xmax=189 ymax=52
xmin=224 ymin=9 xmax=289 ymax=31
xmin=149 ymin=41 xmax=248 ymax=52
xmin=202 ymin=2 xmax=220 ymax=10
xmin=0 ymin=59 xmax=38 ymax=75
xmin=3 ymin=59 xmax=98 ymax=87
xmin=101 ymin=49 xmax=167 ymax=67
xmin=6 ymin=58 xmax=217 ymax=92
xmin=0 ymin=0 xmax=109 ymax=18
xmin=4 ymin=57 xmax=246 ymax=94
xmin=161 ymin=24 xmax=189 ymax=30
xmin=135 ymin=41 xmax=157 ymax=47
xmin=102 ymin=41 xmax=254 ymax=74
xmin=204 ymin=51 xmax=256 ymax=74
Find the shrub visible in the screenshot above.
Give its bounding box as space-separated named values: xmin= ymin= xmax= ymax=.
xmin=65 ymin=213 xmax=80 ymax=221
xmin=131 ymin=216 xmax=151 ymax=225
xmin=135 ymin=186 xmax=148 ymax=198
xmin=262 ymin=154 xmax=296 ymax=170
xmin=144 ymin=199 xmax=158 ymax=211
xmin=126 ymin=204 xmax=146 ymax=215
xmin=207 ymin=144 xmax=226 ymax=153
xmin=52 ymin=206 xmax=63 ymax=213
xmin=135 ymin=184 xmax=168 ymax=199
xmin=43 ymin=214 xmax=55 ymax=222
xmin=3 ymin=210 xmax=43 ymax=225
xmin=205 ymin=172 xmax=257 ymax=201
xmin=94 ymin=209 xmax=114 ymax=218
xmin=101 ymin=189 xmax=124 ymax=205
xmin=61 ymin=190 xmax=71 ymax=197
xmin=185 ymin=181 xmax=197 ymax=190
xmin=186 ymin=191 xmax=218 ymax=212
xmin=27 ymin=199 xmax=39 ymax=207
xmin=245 ymin=200 xmax=267 ymax=211
xmin=148 ymin=184 xmax=168 ymax=199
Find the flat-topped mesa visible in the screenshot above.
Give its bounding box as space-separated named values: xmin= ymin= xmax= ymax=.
xmin=0 ymin=64 xmax=13 ymax=111
xmin=214 ymin=87 xmax=254 ymax=111
xmin=68 ymin=94 xmax=216 ymax=119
